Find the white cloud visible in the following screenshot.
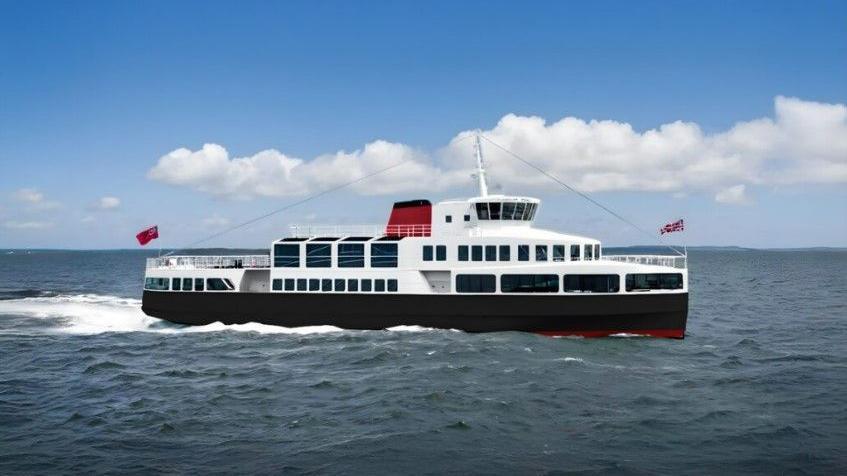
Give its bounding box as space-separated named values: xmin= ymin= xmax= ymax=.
xmin=202 ymin=215 xmax=230 ymax=228
xmin=11 ymin=188 xmax=61 ymax=210
xmin=147 ymin=96 xmax=847 ymax=199
xmin=93 ymin=196 xmax=121 ymax=210
xmin=4 ymin=220 xmax=53 ymax=230
xmin=714 ymin=184 xmax=749 ymax=205
xmin=81 ymin=216 xmax=96 ymax=224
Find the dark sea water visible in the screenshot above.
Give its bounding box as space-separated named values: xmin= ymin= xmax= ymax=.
xmin=0 ymin=250 xmax=845 ymax=474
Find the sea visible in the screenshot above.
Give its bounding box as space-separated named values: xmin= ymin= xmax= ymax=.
xmin=0 ymin=249 xmax=845 ymax=474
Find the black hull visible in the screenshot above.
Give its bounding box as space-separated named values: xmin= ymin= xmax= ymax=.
xmin=142 ymin=291 xmax=689 ymax=338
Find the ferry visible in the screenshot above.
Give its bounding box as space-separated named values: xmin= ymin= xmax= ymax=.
xmin=141 ymin=137 xmax=688 ymax=338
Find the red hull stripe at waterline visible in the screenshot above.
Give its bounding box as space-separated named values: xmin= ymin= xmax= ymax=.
xmin=536 ymin=328 xmax=685 ymax=338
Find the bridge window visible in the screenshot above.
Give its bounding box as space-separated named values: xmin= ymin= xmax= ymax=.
xmin=144 ymin=278 xmax=169 ymax=290
xmin=436 ymin=245 xmax=446 ymax=261
xmin=458 ymin=245 xmax=469 ymax=261
xmin=553 ymin=245 xmax=565 ymax=262
xmin=194 ymin=278 xmax=204 ymax=291
xmin=338 ymin=244 xmax=364 ymax=268
xmin=485 ymin=245 xmax=497 ymax=261
xmin=471 ymin=245 xmax=483 ymax=261
xmin=499 ymin=245 xmax=510 ymax=261
xmin=388 ymin=279 xmax=398 ymax=292
xmin=456 ymin=274 xmax=496 ymax=293
xmin=489 ymin=202 xmax=501 ymax=219
xmin=375 ymin=279 xmax=386 ymax=292
xmin=570 ymin=244 xmax=580 ymax=261
xmin=297 ymin=279 xmax=307 ymax=291
xmin=514 ymin=203 xmax=526 ymax=220
xmin=501 ymin=274 xmax=559 ymax=293
xmin=285 ymin=279 xmax=295 ymax=291
xmin=361 ymin=279 xmax=372 ymax=292
xmin=518 ymin=245 xmax=529 ymax=261
xmin=502 ymin=202 xmax=516 ymax=220
xmin=321 ymin=279 xmax=332 ymax=291
xmin=563 ymin=275 xmax=620 ymax=293
xmin=476 ymin=202 xmax=490 ymax=220
xmin=347 ymin=279 xmax=359 ymax=292
xmin=594 ymin=244 xmax=601 ymax=260
xmin=584 ymin=244 xmax=593 ymax=260
xmin=272 ymin=279 xmax=282 ymax=291
xmin=274 ymin=244 xmax=300 ymax=267
xmin=371 ymin=243 xmax=398 ymax=267
xmin=206 ymin=278 xmax=230 ymax=291
xmin=423 ymin=245 xmax=433 ymax=261
xmin=309 ymin=279 xmax=320 ymax=291
xmin=536 ymin=245 xmax=548 ymax=261
xmin=625 ymin=273 xmax=683 ymax=291
xmin=335 ymin=279 xmax=345 ymax=292
xmin=306 ymin=244 xmax=331 ymax=268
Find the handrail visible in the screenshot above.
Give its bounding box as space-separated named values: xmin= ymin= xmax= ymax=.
xmin=146 ymin=255 xmax=270 ymax=269
xmin=289 ymin=223 xmax=432 ymax=238
xmin=603 ymin=254 xmax=687 ymax=269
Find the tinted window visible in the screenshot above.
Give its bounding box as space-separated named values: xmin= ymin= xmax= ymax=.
xmin=274 ymin=244 xmax=300 ymax=267
xmin=371 ymin=243 xmax=398 ymax=268
xmin=485 ymin=245 xmax=497 ymax=261
xmin=536 ymin=245 xmax=548 ymax=261
xmin=375 ymin=279 xmax=386 ymax=292
xmin=475 ymin=202 xmax=489 ymax=220
xmin=518 ymin=245 xmax=530 ymax=261
xmin=436 ymin=245 xmax=446 ymax=261
xmin=338 ymin=243 xmax=364 ymax=268
xmin=445 ymin=215 xmax=452 ymax=223
xmin=499 ymin=245 xmax=510 ymax=261
xmin=207 ymin=278 xmax=229 ymax=291
xmin=502 ymin=202 xmax=516 ymax=220
xmin=194 ymin=278 xmax=204 ymax=291
xmin=272 ymin=279 xmax=283 ymax=291
xmin=570 ymin=244 xmax=580 ymax=261
xmin=594 ymin=244 xmax=601 ymax=260
xmin=422 ymin=245 xmax=433 ymax=261
xmin=334 ymin=279 xmax=345 ymax=292
xmin=464 ymin=214 xmax=471 ymax=222
xmin=347 ymin=279 xmax=359 ymax=292
xmin=306 ymin=243 xmax=331 ymax=268
xmin=284 ymin=279 xmax=295 ymax=291
xmin=458 ymin=245 xmax=469 ymax=261
xmin=563 ymin=275 xmax=620 ymax=293
xmin=625 ymin=273 xmax=683 ymax=291
xmin=144 ymin=277 xmax=170 ymax=290
xmin=525 ymin=203 xmax=537 ymax=220
xmin=309 ymin=279 xmax=320 ymax=291
xmin=297 ymin=279 xmax=307 ymax=291
xmin=172 ymin=279 xmax=181 ymax=291
xmin=553 ymin=245 xmax=565 ymax=262
xmin=182 ymin=278 xmax=193 ymax=291
xmin=471 ymin=245 xmax=483 ymax=261
xmin=489 ymin=202 xmax=501 ymax=219
xmin=584 ymin=244 xmax=593 ymax=260
xmin=387 ymin=279 xmax=398 ymax=292
xmin=456 ymin=274 xmax=496 ymax=293
xmin=321 ymin=279 xmax=332 ymax=291
xmin=361 ymin=279 xmax=372 ymax=292
xmin=501 ymin=274 xmax=559 ymax=293
xmin=514 ymin=203 xmax=526 ymax=220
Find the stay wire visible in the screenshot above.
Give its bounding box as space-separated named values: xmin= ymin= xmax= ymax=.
xmin=479 ymin=134 xmax=685 ymax=257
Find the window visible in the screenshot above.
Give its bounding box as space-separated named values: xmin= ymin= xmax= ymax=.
xmin=338 ymin=243 xmax=365 ymax=268
xmin=471 ymin=245 xmax=483 ymax=261
xmin=172 ymin=279 xmax=181 ymax=291
xmin=436 ymin=245 xmax=446 ymax=261
xmin=347 ymin=279 xmax=359 ymax=292
xmin=144 ymin=277 xmax=169 ymax=290
xmin=501 ymin=274 xmax=559 ymax=293
xmin=387 ymin=279 xmax=398 ymax=292
xmin=476 ymin=202 xmax=489 ymax=220
xmin=224 ymin=278 xmax=234 ymax=290
xmin=306 ymin=243 xmax=331 ymax=268
xmin=464 ymin=214 xmax=471 ymax=222
xmin=272 ymin=279 xmax=282 ymax=291
xmin=182 ymin=278 xmax=193 ymax=291
xmin=194 ymin=278 xmax=204 ymax=291
xmin=371 ymin=243 xmax=398 ymax=267
xmin=458 ymin=246 xmax=469 ymax=261
xmin=594 ymin=244 xmax=601 ymax=260
xmin=456 ymin=274 xmax=496 ymax=293
xmin=297 ymin=279 xmax=307 ymax=291
xmin=485 ymin=245 xmax=497 ymax=261
xmin=375 ymin=279 xmax=386 ymax=292
xmin=502 ymin=202 xmax=516 ymax=220
xmin=570 ymin=244 xmax=580 ymax=261
xmin=553 ymin=245 xmax=565 ymax=262
xmin=445 ymin=215 xmax=452 ymax=223
xmin=274 ymin=244 xmax=300 ymax=267
xmin=284 ymin=279 xmax=295 ymax=291
xmin=584 ymin=244 xmax=593 ymax=260
xmin=563 ymin=275 xmax=620 ymax=293
xmin=321 ymin=279 xmax=332 ymax=291
xmin=526 ymin=203 xmax=538 ymax=220
xmin=514 ymin=203 xmax=526 ymax=220
xmin=536 ymin=245 xmax=548 ymax=261
xmin=206 ymin=278 xmax=230 ymax=291
xmin=423 ymin=245 xmax=433 ymax=261
xmin=309 ymin=279 xmax=320 ymax=291
xmin=625 ymin=273 xmax=683 ymax=291
xmin=499 ymin=245 xmax=510 ymax=261
xmin=518 ymin=245 xmax=530 ymax=261
xmin=489 ymin=202 xmax=501 ymax=219
xmin=334 ymin=279 xmax=345 ymax=292
xmin=361 ymin=279 xmax=372 ymax=292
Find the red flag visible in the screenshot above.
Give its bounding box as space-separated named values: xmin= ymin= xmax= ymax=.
xmin=660 ymin=219 xmax=684 ymax=235
xmin=136 ymin=225 xmax=159 ymax=246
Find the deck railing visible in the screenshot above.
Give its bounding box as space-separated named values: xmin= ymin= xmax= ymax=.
xmin=146 ymin=255 xmax=270 ymax=270
xmin=603 ymin=254 xmax=687 ymax=269
xmin=289 ymin=223 xmax=432 ymax=238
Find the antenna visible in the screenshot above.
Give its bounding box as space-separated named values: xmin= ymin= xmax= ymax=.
xmin=474 ymin=133 xmax=489 ymax=197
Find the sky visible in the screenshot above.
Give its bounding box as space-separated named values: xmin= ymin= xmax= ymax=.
xmin=1 ymin=0 xmax=845 ymax=249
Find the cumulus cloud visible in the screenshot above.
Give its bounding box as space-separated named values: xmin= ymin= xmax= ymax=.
xmin=4 ymin=220 xmax=53 ymax=230
xmin=714 ymin=184 xmax=749 ymax=205
xmin=147 ymin=96 xmax=847 ymax=199
xmin=92 ymin=196 xmax=121 ymax=210
xmin=11 ymin=188 xmax=61 ymax=210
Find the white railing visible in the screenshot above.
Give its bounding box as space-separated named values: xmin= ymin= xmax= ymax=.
xmin=289 ymin=223 xmax=432 ymax=238
xmin=146 ymin=255 xmax=270 ymax=269
xmin=603 ymin=254 xmax=687 ymax=269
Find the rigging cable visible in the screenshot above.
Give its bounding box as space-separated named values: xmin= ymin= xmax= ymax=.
xmin=479 ymin=134 xmax=685 ymax=257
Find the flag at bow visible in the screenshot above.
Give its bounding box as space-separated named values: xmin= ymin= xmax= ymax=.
xmin=136 ymin=225 xmax=159 ymax=246
xmin=660 ymin=219 xmax=684 ymax=235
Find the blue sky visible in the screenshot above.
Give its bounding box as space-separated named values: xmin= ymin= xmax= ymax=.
xmin=1 ymin=0 xmax=845 ymax=249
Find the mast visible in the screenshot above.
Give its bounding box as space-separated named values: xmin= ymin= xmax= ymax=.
xmin=474 ymin=134 xmax=489 ymax=197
